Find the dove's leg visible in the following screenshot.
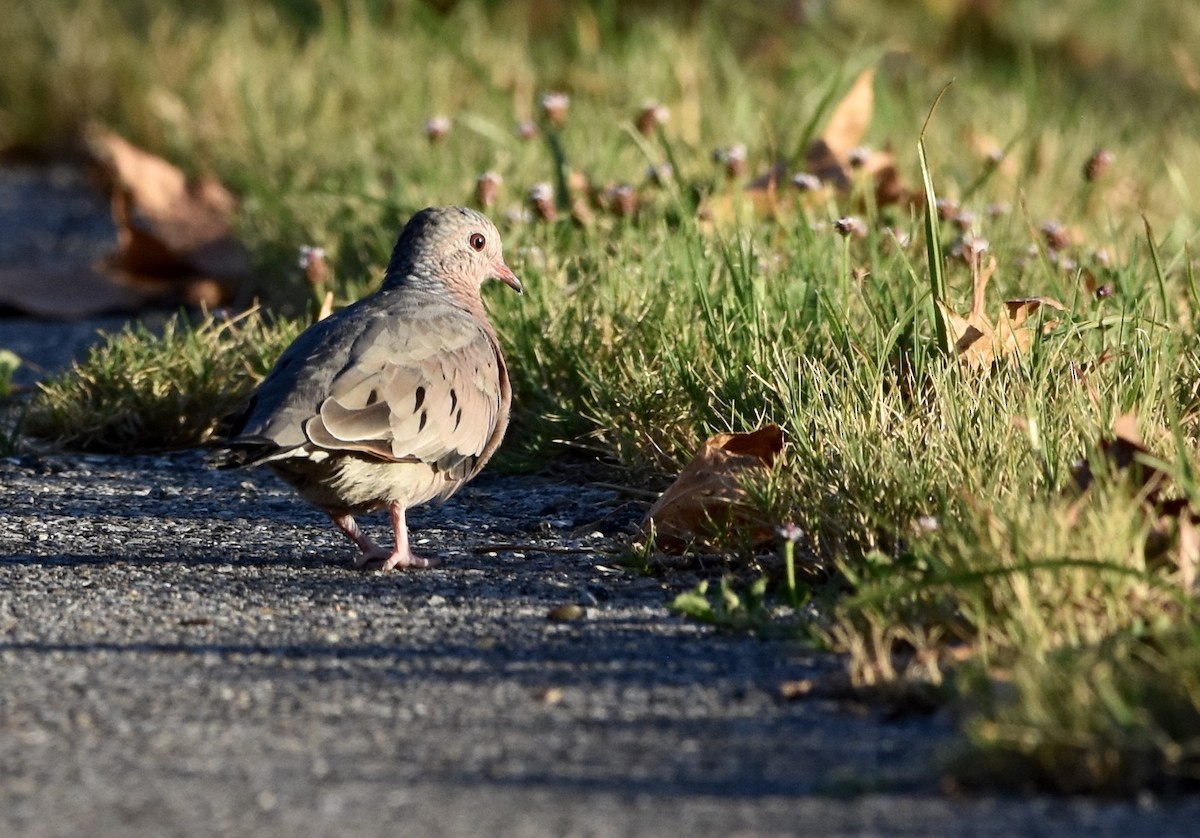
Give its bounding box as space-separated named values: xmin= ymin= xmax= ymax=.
xmin=332 ymin=505 xmax=440 ymax=570
xmin=330 ymin=512 xmax=391 ymax=566
xmin=369 ymin=501 xmax=441 ymax=571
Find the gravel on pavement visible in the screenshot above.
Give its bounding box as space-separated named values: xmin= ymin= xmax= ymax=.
xmin=3 ymin=449 xmax=1199 ymax=836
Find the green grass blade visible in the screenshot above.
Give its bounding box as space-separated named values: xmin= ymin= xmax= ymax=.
xmin=1142 ymin=215 xmax=1171 ymax=319
xmin=918 ymin=81 xmax=954 ymax=356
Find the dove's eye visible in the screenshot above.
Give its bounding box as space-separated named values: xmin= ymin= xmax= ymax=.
xmin=468 ymin=232 xmax=486 ymax=252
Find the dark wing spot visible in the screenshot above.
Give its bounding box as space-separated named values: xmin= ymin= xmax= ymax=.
xmin=449 ymin=388 xmax=458 ymax=414
xmin=454 ymin=408 xmax=463 ymax=430
xmin=414 ymin=386 xmax=426 ymax=411
xmin=366 ymin=389 xmax=379 ymax=406
xmin=418 ymin=410 xmax=428 ymax=433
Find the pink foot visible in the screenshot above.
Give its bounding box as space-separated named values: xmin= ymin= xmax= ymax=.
xmin=360 ymin=550 xmax=442 ymax=571
xmin=329 ymin=504 xmax=441 ymax=572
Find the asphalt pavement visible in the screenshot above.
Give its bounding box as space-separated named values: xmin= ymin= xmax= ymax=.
xmin=3 ymin=445 xmax=1200 ymax=837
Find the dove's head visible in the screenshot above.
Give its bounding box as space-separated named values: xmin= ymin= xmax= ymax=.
xmin=384 ymin=206 xmax=522 ymax=297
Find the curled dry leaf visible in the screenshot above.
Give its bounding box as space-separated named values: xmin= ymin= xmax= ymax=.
xmin=641 ymin=424 xmax=785 ymax=552
xmin=804 ymin=66 xmax=876 ymax=190
xmin=792 ymin=68 xmax=878 ymax=192
xmin=87 ymin=124 xmax=248 ymax=304
xmin=816 ymin=67 xmax=875 ymax=172
xmin=803 ymin=68 xmax=911 ymax=207
xmin=0 ymin=128 xmax=248 ymax=318
xmin=867 ymin=146 xmax=909 ymax=208
xmin=804 ymin=138 xmax=850 ymax=191
xmin=702 ymin=65 xmax=912 ymax=229
xmin=1071 ymin=411 xmax=1200 ymax=591
xmin=1072 ymin=412 xmax=1171 ymax=503
xmin=937 ymin=256 xmax=1065 ymax=370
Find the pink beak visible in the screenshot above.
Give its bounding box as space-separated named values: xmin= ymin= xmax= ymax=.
xmin=492 ymin=260 xmax=524 ymax=294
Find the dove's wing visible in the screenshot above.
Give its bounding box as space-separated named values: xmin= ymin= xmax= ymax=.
xmin=306 ymin=300 xmax=507 ymax=478
xmin=224 ymin=289 xmax=509 ymax=484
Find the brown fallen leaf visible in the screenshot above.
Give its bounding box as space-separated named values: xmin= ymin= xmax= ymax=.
xmin=1072 ymin=412 xmax=1171 ymax=504
xmin=937 ymin=255 xmax=1065 ymax=370
xmin=0 ymin=129 xmax=248 ymax=318
xmin=1071 ymin=411 xmax=1200 ymax=590
xmin=642 ymin=424 xmax=785 ymax=552
xmin=804 ymin=67 xmax=912 ymax=206
xmin=800 ymin=66 xmax=875 ymax=193
xmin=866 ymin=145 xmax=911 ymax=208
xmin=703 ymin=66 xmax=912 ymax=229
xmin=86 ymin=124 xmax=248 ymax=304
xmin=820 ymin=66 xmax=875 ymax=167
xmin=803 ymin=138 xmax=851 ymax=192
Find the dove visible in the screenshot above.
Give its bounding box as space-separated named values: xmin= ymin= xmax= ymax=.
xmin=221 ymin=206 xmax=521 ymax=570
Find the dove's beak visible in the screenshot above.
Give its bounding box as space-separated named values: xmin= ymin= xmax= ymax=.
xmin=492 ymin=261 xmax=524 ymax=294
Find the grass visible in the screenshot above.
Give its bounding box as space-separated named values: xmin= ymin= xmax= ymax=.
xmin=24 ymin=311 xmax=303 ymax=451
xmin=5 ymin=0 xmax=1200 ymax=794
